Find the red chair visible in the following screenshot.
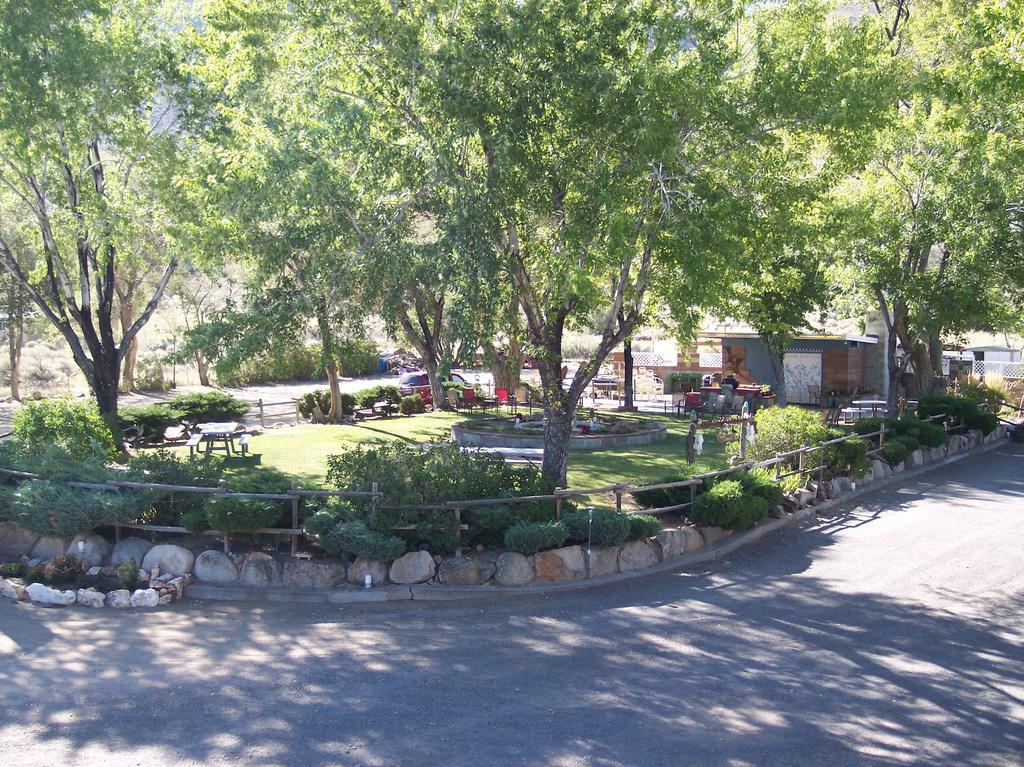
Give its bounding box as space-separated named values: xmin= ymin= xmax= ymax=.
xmin=684 ymin=391 xmax=702 ymax=409
xmin=462 ymin=388 xmax=477 ymax=409
xmin=495 ymin=388 xmax=509 ymax=405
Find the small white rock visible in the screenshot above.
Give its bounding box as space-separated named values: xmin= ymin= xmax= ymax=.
xmin=76 ymin=588 xmax=105 ymax=608
xmin=26 ymin=582 xmax=76 ymax=606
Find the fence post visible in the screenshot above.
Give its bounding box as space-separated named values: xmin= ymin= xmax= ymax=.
xmin=689 ymin=480 xmax=697 ymax=510
xmin=798 ymin=445 xmax=807 ymax=477
xmin=453 ymin=505 xmax=462 ymax=557
xmin=614 ymin=485 xmax=623 ymax=514
xmin=294 ymin=400 xmax=301 ymax=424
xmin=879 ymin=421 xmax=887 ymax=447
xmin=290 ymin=481 xmax=300 ymax=558
xmin=259 ymin=398 xmax=266 ymax=428
xmin=774 ymin=455 xmax=782 ymax=481
xmin=555 ymin=489 xmax=564 ymax=520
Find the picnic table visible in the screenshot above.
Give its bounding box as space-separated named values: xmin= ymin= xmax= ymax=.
xmin=189 ymin=422 xmax=241 ymax=456
xmin=852 ymin=399 xmax=888 ymax=416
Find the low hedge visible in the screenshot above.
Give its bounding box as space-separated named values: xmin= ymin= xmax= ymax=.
xmin=205 ymin=496 xmax=283 ymax=534
xmin=627 ymin=514 xmax=661 ymax=541
xmin=504 ymin=520 xmax=569 ymax=555
xmin=688 ymin=480 xmax=768 ymax=530
xmin=321 ymin=521 xmax=407 ymax=561
xmin=562 ymin=507 xmax=631 ymax=547
xmin=399 ymin=394 xmax=426 ymax=415
xmin=880 ymin=440 xmax=910 ymax=465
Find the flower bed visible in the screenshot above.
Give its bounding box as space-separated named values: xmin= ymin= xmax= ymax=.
xmin=452 ymin=415 xmax=668 ymax=451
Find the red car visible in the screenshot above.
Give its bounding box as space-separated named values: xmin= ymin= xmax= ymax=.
xmin=398 ymin=371 xmax=470 ymax=406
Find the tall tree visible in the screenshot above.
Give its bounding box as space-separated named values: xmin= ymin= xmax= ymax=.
xmin=0 ymin=0 xmax=181 ymax=420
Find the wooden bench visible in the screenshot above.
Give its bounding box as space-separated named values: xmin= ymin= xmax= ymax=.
xmin=186 ymin=434 xmax=202 ymax=457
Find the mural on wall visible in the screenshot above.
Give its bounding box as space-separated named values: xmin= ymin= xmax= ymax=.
xmin=783 ymin=352 xmax=822 ymax=404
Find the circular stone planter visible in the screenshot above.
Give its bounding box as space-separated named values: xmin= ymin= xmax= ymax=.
xmin=452 ymin=417 xmax=667 ymax=451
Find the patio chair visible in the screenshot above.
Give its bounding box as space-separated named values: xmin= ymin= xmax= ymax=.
xmin=495 ymin=388 xmax=510 ymax=408
xmin=447 ymin=390 xmax=460 ymax=410
xmin=808 ymin=385 xmax=821 ymax=405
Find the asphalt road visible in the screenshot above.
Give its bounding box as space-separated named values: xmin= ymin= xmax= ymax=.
xmin=1 ymin=445 xmax=1022 ymax=767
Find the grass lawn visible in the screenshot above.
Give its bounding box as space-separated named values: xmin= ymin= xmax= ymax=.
xmin=166 ymin=410 xmax=729 ymax=491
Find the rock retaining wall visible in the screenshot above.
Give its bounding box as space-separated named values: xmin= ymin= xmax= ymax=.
xmin=0 ymin=427 xmax=1010 ymax=609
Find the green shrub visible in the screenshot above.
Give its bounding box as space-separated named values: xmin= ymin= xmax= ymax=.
xmin=170 ymin=392 xmax=249 ymax=425
xmin=321 ymin=520 xmax=406 ymax=560
xmin=180 ymin=508 xmax=209 ymax=533
xmin=43 ymin=555 xmax=83 ymax=584
xmin=216 ymin=343 xmax=326 ymax=387
xmin=303 ymin=510 xmax=340 ymax=537
xmin=688 ymin=480 xmax=768 ymax=530
xmin=915 ymin=421 xmax=947 ymax=448
xmin=205 ymin=496 xmax=282 ymax=534
xmin=353 ymin=385 xmax=404 ymax=409
xmin=117 ymin=560 xmax=139 ymax=589
xmin=412 ymin=514 xmax=460 ymax=555
xmin=880 ymin=440 xmax=910 ymax=465
xmin=627 ymin=514 xmax=662 ymax=541
xmin=853 ymin=417 xmax=884 ymax=436
xmin=0 ymin=562 xmax=26 ymax=577
xmin=916 ymin=395 xmax=976 ymax=423
xmin=965 ymin=410 xmax=998 ymax=436
xmin=893 ymin=434 xmax=921 ymax=453
xmin=738 ymin=471 xmax=784 ymax=507
xmin=118 ymin=404 xmax=181 ymax=442
xmin=399 ymin=394 xmax=426 ymax=415
xmin=297 ymin=389 xmax=331 ymax=419
xmin=335 ymin=337 xmax=381 ymax=377
xmin=124 ymin=450 xmax=223 ymax=526
xmin=631 ymin=474 xmax=697 ymax=510
xmin=824 ymin=438 xmax=870 ymax=478
xmin=749 ymin=406 xmax=831 ymax=463
xmin=504 ymin=520 xmax=569 ymax=555
xmin=24 ymin=566 xmax=43 ymax=584
xmin=3 ymin=481 xmax=139 ymax=538
xmin=13 ymin=398 xmax=117 ymax=460
xmin=562 ymin=507 xmax=630 ymax=547
xmin=464 ymin=504 xmax=517 ymax=548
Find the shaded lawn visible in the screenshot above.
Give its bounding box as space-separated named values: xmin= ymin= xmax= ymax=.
xmin=166 ymin=410 xmax=729 ymax=491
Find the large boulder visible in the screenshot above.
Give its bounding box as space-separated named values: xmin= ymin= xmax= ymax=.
xmin=26 ymin=582 xmax=76 ymax=606
xmin=0 ymin=578 xmax=27 ymax=600
xmin=388 ymin=551 xmax=436 ymax=585
xmin=680 ymin=525 xmax=705 ymax=553
xmin=494 ymin=552 xmax=534 ymax=586
xmin=653 ymin=529 xmax=688 ymax=561
xmin=930 ymin=447 xmax=946 ymax=462
xmin=869 ymin=458 xmax=890 ymax=478
xmin=194 ymin=550 xmax=239 ymax=585
xmin=130 ymin=588 xmax=159 ymax=608
xmin=586 ymin=546 xmax=620 ymax=577
xmin=66 ymin=534 xmax=112 ymax=567
xmin=141 ymin=544 xmax=195 ymax=577
xmin=347 ymin=557 xmax=388 ymax=587
xmin=0 ymin=522 xmax=38 ymax=558
xmin=282 ymin=559 xmax=347 ymax=589
xmin=105 ymin=589 xmax=131 ymax=608
xmin=618 ymin=540 xmax=659 ymax=572
xmin=29 ymin=536 xmax=68 ymax=562
xmin=75 ymin=588 xmax=105 ymax=608
xmin=908 ymin=449 xmax=925 ymax=468
xmin=436 ymin=556 xmax=495 ymax=586
xmin=238 ymin=552 xmax=282 ymax=587
xmin=532 ymin=545 xmax=585 ymax=582
xmin=110 ymin=537 xmax=154 ymax=567
xmin=698 ymin=526 xmax=729 ymax=546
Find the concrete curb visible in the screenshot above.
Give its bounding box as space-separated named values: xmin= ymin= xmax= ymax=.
xmin=184 ymin=435 xmax=1011 ymax=606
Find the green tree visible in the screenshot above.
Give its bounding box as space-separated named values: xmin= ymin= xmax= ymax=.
xmin=0 ymin=0 xmax=181 ymax=420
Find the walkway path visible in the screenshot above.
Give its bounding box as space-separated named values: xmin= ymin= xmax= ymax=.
xmin=0 ymin=445 xmax=1022 ymax=766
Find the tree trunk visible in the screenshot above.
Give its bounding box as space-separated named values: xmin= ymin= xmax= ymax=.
xmin=196 ymin=354 xmax=211 ymax=387
xmin=7 ymin=282 xmax=23 ymax=400
xmin=422 ymin=351 xmax=447 ymax=411
xmin=92 ymin=354 xmax=122 ymax=439
xmin=768 ymin=349 xmax=787 ymax=407
xmin=536 ymin=349 xmax=577 ymax=486
xmin=622 ymin=338 xmax=635 ymax=411
xmin=118 ymin=289 xmax=138 ymax=392
xmin=314 ymin=300 xmax=344 ymax=423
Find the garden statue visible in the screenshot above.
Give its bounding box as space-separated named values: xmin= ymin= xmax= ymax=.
xmin=589 ymin=409 xmax=599 ymax=429
xmin=686 ymin=423 xmax=697 ymax=464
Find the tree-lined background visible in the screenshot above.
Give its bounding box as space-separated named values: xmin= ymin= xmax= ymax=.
xmin=0 ymin=0 xmax=1021 ymax=484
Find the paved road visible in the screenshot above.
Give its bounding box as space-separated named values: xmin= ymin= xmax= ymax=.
xmin=1 ymin=446 xmax=1022 ymax=766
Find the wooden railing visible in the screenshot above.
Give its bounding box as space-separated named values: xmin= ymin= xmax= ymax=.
xmin=0 ymin=411 xmax=975 ymax=557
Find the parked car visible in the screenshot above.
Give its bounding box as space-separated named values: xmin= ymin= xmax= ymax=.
xmin=398 ymin=371 xmax=470 ymax=406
